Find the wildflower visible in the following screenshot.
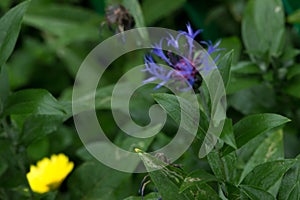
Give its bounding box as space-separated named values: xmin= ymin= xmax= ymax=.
xmin=143 ymin=23 xmax=223 ymax=91
xmin=26 ymin=153 xmax=74 ymax=193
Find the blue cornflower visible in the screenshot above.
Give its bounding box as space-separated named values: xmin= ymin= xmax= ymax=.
xmin=143 ymin=23 xmax=223 ymax=91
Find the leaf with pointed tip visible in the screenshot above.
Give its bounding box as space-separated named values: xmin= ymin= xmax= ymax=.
xmin=278 ymin=155 xmax=300 ymax=200
xmin=242 ymin=160 xmax=296 ymax=191
xmin=239 ymin=129 xmax=284 ymax=183
xmin=240 ymin=185 xmax=275 ymax=200
xmin=222 ymin=114 xmax=290 ymax=155
xmin=0 ymin=1 xmax=29 ymax=69
xmin=136 ymin=150 xmax=193 ymax=200
xmin=217 ymin=51 xmax=233 ymax=88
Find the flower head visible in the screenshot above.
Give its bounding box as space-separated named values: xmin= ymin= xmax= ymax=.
xmin=26 ymin=153 xmax=74 ymax=193
xmin=143 ymin=23 xmax=223 ymax=91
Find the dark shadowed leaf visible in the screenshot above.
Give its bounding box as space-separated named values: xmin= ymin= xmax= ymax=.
xmin=0 ymin=66 xmax=9 ymax=115
xmin=4 ymin=89 xmax=66 ymax=117
xmin=287 ymin=9 xmax=300 ymax=24
xmin=142 ymin=0 xmax=186 ymax=25
xmin=0 ymin=1 xmax=29 ymax=69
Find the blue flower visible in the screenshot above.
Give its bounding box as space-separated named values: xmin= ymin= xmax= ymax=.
xmin=143 ymin=23 xmax=223 ymax=91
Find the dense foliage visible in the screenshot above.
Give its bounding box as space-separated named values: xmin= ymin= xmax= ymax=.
xmin=0 ymin=0 xmax=300 ymax=199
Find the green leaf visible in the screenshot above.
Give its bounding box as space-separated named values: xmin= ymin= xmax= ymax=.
xmin=217 ymin=51 xmax=233 ymax=89
xmin=240 ymin=185 xmax=275 ymax=200
xmin=242 ymin=0 xmax=285 ymax=60
xmin=225 ymin=183 xmax=249 ymax=200
xmin=285 ymin=75 xmax=300 ymax=99
xmin=207 ymin=150 xmax=226 ymax=181
xmin=231 ymin=62 xmax=261 ymax=74
xmin=220 ymin=119 xmax=236 ymax=149
xmin=0 ymin=139 xmax=10 ymax=178
xmin=0 ymin=1 xmax=29 ymax=69
xmin=123 ymin=0 xmax=145 ymax=28
xmin=222 ymin=152 xmax=239 ymax=184
xmin=239 ymin=129 xmax=284 ymax=183
xmin=218 ymin=37 xmax=242 ymax=64
xmin=287 ymin=9 xmax=300 ymax=24
xmin=234 ymin=114 xmax=289 ymax=149
xmin=136 ymin=150 xmax=193 ymax=200
xmin=287 ymin=64 xmax=300 ymax=80
xmin=26 ymin=137 xmax=49 ymax=160
xmin=195 ymin=183 xmax=220 ymax=199
xmin=68 ymin=161 xmax=129 ymax=200
xmin=278 ymin=155 xmax=300 ymax=200
xmin=152 ymin=93 xmax=199 ymax=136
xmin=21 ymin=114 xmax=64 ymax=145
xmin=123 ymin=0 xmax=148 ymax=40
xmin=222 ymin=114 xmax=289 ymax=156
xmin=242 ymin=160 xmax=296 ymax=191
xmin=227 ymin=76 xmax=261 ymax=94
xmin=4 ymin=89 xmax=66 ymax=117
xmin=23 ymin=3 xmax=101 ymax=45
xmin=0 ymin=65 xmax=9 ymax=115
xmin=124 ymin=193 xmax=161 ymax=200
xmin=142 ymin=0 xmax=186 ymax=25
xmin=229 ymin=84 xmax=276 ymax=115
xmin=179 ymin=169 xmax=217 ymax=193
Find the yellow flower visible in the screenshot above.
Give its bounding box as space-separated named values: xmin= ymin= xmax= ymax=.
xmin=26 ymin=153 xmax=74 ymax=193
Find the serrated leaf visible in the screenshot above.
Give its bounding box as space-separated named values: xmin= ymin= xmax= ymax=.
xmin=0 ymin=1 xmax=29 ymax=69
xmin=242 ymin=160 xmax=296 ymax=191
